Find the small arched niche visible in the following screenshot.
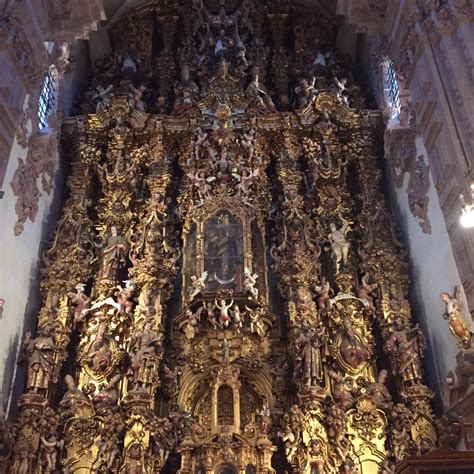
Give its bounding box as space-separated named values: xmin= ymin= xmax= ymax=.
xmin=217 ymin=384 xmax=234 ymax=425
xmin=215 ymin=463 xmax=238 ymax=474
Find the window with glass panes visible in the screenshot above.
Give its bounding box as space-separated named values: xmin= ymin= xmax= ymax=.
xmin=38 ymin=67 xmax=56 ymax=128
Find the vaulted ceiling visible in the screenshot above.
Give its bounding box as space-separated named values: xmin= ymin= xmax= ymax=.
xmin=102 ymin=0 xmax=340 ymax=26
xmin=99 ymin=0 xmax=390 ymax=39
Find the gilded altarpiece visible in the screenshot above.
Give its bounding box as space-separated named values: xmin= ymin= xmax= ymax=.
xmin=0 ymin=1 xmax=446 ymax=473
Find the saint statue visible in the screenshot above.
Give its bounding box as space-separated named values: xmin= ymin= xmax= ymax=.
xmin=99 ymin=226 xmax=129 ymax=282
xmin=20 ymin=326 xmax=55 ymax=394
xmin=294 ymin=324 xmax=326 ymax=387
xmin=59 ymin=375 xmax=89 ymax=417
xmin=384 ymin=317 xmax=425 ymax=386
xmin=366 ymin=370 xmax=393 ymax=411
xmin=85 ymin=325 xmax=112 ymax=375
xmin=328 ymin=217 xmax=351 ymax=275
xmin=128 ymin=323 xmax=162 ymax=391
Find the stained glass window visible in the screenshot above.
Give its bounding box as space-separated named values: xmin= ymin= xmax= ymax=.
xmin=386 ymin=59 xmax=400 ymax=119
xmin=38 ymin=66 xmax=56 ymax=129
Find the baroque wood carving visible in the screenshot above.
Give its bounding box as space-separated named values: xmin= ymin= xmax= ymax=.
xmin=2 ymin=1 xmax=464 ymax=473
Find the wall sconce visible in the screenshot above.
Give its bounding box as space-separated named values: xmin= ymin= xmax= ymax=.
xmin=460 ymin=182 xmax=474 ymax=229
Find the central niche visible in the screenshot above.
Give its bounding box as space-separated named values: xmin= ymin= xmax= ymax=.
xmin=204 ymin=210 xmax=244 ymax=292
xmin=182 ymin=205 xmax=268 ymax=305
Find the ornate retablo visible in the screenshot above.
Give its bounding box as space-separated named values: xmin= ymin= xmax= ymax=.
xmin=2 ymin=1 xmax=445 ymax=473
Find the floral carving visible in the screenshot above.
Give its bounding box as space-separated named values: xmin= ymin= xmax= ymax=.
xmin=407 ymin=155 xmax=431 ymax=233
xmin=384 ymin=128 xmax=432 ymax=233
xmin=10 ymin=133 xmax=58 ymax=235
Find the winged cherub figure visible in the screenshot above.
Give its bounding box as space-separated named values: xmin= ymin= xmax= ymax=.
xmin=189 ymin=271 xmax=208 ymax=300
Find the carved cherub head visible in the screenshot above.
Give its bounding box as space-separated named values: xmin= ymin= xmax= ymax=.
xmin=309 ymin=438 xmax=322 ymax=455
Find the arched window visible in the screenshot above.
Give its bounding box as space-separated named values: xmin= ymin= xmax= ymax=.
xmin=382 ymin=58 xmax=401 ymax=122
xmin=38 ymin=65 xmax=57 ymax=129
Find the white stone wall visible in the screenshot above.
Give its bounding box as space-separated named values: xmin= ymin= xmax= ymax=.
xmin=0 ymin=40 xmax=92 ymax=413
xmin=388 ymin=135 xmax=471 ymax=398
xmin=0 ymin=123 xmax=59 ymax=413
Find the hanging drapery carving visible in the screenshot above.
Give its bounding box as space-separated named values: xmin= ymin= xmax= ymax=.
xmin=1 ymin=1 xmax=450 ymax=473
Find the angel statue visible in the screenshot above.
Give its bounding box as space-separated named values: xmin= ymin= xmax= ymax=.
xmin=333 ymin=77 xmax=349 ymax=106
xmin=187 ymin=170 xmax=214 ymax=200
xmin=356 ymin=274 xmax=378 ymax=311
xmin=294 ymin=76 xmax=318 ymax=109
xmin=243 ymin=267 xmax=258 ymax=299
xmin=40 ymin=434 xmax=63 ymax=472
xmin=189 ymin=271 xmax=208 ymax=300
xmin=234 ymin=167 xmax=259 ymax=196
xmin=215 ymin=298 xmax=234 ymax=329
xmin=128 ymin=83 xmax=147 ymax=112
xmin=231 ymin=305 xmax=244 ymax=333
xmin=115 ymin=280 xmax=135 ymax=315
xmin=183 ymin=307 xmax=200 ymax=340
xmin=328 ymin=217 xmax=351 ymax=275
xmin=278 ymin=425 xmax=298 ymax=462
xmin=193 ymin=127 xmax=210 ymax=162
xmin=67 ymin=283 xmax=92 ymax=329
xmin=245 ymin=68 xmax=277 ymax=113
xmin=246 ymin=306 xmax=266 ymax=338
xmin=240 ymin=128 xmax=255 ymax=161
xmin=315 ymin=278 xmax=331 ymax=310
xmin=440 ymin=286 xmax=472 ymax=349
xmin=93 ymin=84 xmax=114 ymax=111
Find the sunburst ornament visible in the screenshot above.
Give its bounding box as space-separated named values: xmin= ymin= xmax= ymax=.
xmin=213 ymin=124 xmax=234 ymax=146
xmin=215 ymin=102 xmax=231 ymax=122
xmin=213 ymin=102 xmax=234 ymax=145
